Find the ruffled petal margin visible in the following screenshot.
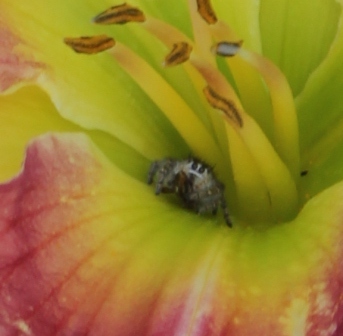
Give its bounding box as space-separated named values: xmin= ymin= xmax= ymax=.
xmin=1 ymin=133 xmax=343 ymax=335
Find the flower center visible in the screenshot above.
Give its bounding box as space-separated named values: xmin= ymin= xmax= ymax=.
xmin=64 ymin=0 xmax=300 ymax=226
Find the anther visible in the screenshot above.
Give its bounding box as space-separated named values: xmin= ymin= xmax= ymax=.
xmin=203 ymin=86 xmax=243 ymax=127
xmin=164 ymin=42 xmax=193 ymax=67
xmin=93 ymin=3 xmax=145 ymax=25
xmin=196 ymin=0 xmax=218 ymax=24
xmin=64 ymin=35 xmax=115 ymax=54
xmin=213 ymin=41 xmax=243 ymax=57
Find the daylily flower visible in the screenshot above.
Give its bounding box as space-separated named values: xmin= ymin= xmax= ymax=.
xmin=1 ymin=0 xmax=343 ymax=335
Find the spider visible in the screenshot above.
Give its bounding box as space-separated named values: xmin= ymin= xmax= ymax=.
xmin=147 ymin=157 xmax=232 ymax=227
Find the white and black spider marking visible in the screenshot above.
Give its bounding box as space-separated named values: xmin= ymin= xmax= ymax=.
xmin=147 ymin=157 xmax=232 ymax=227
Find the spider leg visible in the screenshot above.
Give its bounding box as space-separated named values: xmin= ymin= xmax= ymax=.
xmin=147 ymin=161 xmax=160 ymax=185
xmin=221 ymin=196 xmax=232 ymax=227
xmin=155 ymin=162 xmax=175 ymax=195
xmin=148 ymin=159 xmax=176 ymax=195
xmin=155 ymin=171 xmax=165 ymax=194
xmin=190 ymin=191 xmax=219 ymax=215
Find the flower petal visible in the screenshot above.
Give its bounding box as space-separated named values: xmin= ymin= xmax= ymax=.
xmin=297 ymin=1 xmax=343 ymax=152
xmin=299 ymin=124 xmax=343 ymax=204
xmin=260 ymin=0 xmax=341 ymax=96
xmin=0 ymin=85 xmax=79 ymax=181
xmin=1 ymin=133 xmax=343 ymax=335
xmin=0 ymin=85 xmax=149 ymax=183
xmin=295 ymin=2 xmax=343 ymax=199
xmin=0 ymin=1 xmax=187 ymax=158
xmin=0 ymin=132 xmax=166 ymax=334
xmin=0 ymin=26 xmax=44 ymax=92
xmin=0 ymin=132 xmax=232 ymax=335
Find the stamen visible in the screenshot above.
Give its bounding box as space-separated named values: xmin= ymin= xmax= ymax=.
xmin=196 ymin=0 xmax=218 ymax=24
xmin=209 ymin=22 xmax=273 ymax=141
xmin=85 ymin=1 xmax=300 ymax=222
xmin=236 ymin=48 xmax=299 ymax=179
xmin=106 ymin=42 xmax=221 ymax=163
xmin=189 ymin=54 xmax=298 ymax=220
xmin=164 ymin=42 xmax=193 ymax=67
xmin=225 ymin=125 xmax=272 ymax=220
xmin=143 ymin=17 xmax=192 ymax=46
xmin=210 ymin=20 xmax=300 ymax=180
xmin=64 ymin=35 xmax=115 ymax=54
xmin=225 ymin=116 xmax=298 ymax=221
xmin=189 ymin=55 xmax=246 ymax=126
xmin=140 ymin=17 xmax=223 ymax=148
xmin=93 ymin=3 xmax=145 ymax=25
xmin=188 ymin=0 xmax=215 ymax=65
xmin=214 ymin=41 xmax=243 ymax=57
xmin=203 ymin=86 xmax=243 ymax=127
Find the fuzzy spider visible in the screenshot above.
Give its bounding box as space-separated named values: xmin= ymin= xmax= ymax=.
xmin=148 ymin=157 xmax=232 ymax=227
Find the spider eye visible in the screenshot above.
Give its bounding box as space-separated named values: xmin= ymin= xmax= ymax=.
xmin=199 ymin=166 xmax=205 ymax=173
xmin=191 ymin=162 xmax=198 ymax=170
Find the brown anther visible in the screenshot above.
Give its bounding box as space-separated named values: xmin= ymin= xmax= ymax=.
xmin=196 ymin=0 xmax=218 ymax=24
xmin=214 ymin=41 xmax=243 ymax=57
xmin=203 ymin=86 xmax=243 ymax=127
xmin=64 ymin=35 xmax=115 ymax=54
xmin=93 ymin=3 xmax=145 ymax=25
xmin=164 ymin=42 xmax=193 ymax=67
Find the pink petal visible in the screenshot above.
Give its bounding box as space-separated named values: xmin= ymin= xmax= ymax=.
xmin=0 ymin=133 xmax=150 ymax=335
xmin=0 ymin=27 xmax=44 ymax=92
xmin=1 ymin=133 xmax=343 ymax=335
xmin=0 ymin=132 xmax=209 ymax=335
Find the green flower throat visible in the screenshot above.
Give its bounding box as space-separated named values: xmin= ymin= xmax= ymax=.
xmin=65 ymin=0 xmax=302 ymax=226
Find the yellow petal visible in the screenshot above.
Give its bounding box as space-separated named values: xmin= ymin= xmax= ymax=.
xmin=0 ymin=1 xmax=187 ymax=159
xmin=0 ymin=85 xmax=149 ymax=182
